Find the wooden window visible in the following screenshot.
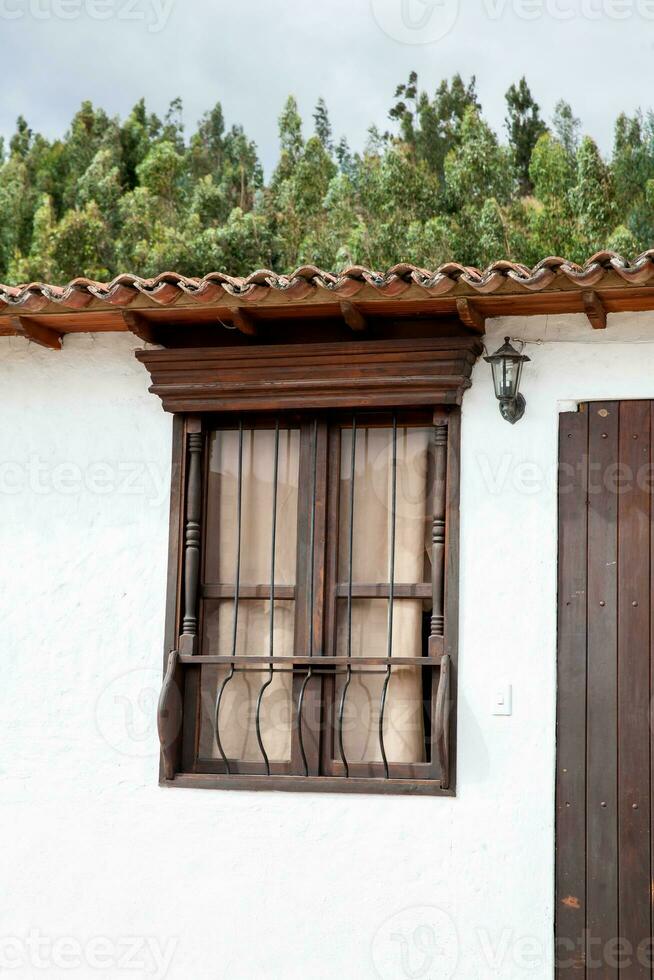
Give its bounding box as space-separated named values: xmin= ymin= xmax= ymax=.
xmin=142 ymin=334 xmax=479 ymax=795
xmin=158 ymin=407 xmax=460 ymax=795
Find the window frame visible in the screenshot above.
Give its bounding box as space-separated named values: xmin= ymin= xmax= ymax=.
xmin=158 ymin=406 xmax=461 ymax=797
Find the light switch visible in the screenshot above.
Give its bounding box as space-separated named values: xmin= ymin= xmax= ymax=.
xmin=493 ymin=685 xmax=513 ymax=716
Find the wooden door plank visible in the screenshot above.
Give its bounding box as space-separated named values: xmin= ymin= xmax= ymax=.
xmin=586 ymin=402 xmax=619 ymax=978
xmin=617 ymin=400 xmax=651 ymax=978
xmin=556 ymin=408 xmax=589 ymax=978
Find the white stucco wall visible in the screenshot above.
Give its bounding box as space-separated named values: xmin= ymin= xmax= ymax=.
xmin=2 ymin=319 xmax=654 ymax=979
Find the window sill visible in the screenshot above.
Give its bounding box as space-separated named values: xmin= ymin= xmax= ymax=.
xmin=160 ymin=773 xmax=456 ymax=797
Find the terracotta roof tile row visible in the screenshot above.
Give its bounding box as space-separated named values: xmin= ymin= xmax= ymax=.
xmin=2 ymin=251 xmax=654 ymax=313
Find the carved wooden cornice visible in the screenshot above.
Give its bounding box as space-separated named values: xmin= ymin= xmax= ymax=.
xmin=136 ymin=336 xmax=483 ymax=413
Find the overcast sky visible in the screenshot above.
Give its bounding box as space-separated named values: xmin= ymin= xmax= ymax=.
xmin=0 ymin=0 xmax=651 ymax=172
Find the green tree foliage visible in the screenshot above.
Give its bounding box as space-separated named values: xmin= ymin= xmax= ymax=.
xmin=0 ymin=78 xmax=650 ymax=284
xmin=552 ymin=100 xmax=581 ymax=157
xmin=313 ymin=98 xmax=333 ymax=152
xmin=570 ymin=136 xmax=617 ymax=252
xmin=505 ymin=77 xmax=547 ymax=194
xmin=389 ymin=71 xmax=480 ymax=176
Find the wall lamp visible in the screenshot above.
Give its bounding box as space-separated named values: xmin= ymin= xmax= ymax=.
xmin=484 ymin=337 xmax=530 ymax=424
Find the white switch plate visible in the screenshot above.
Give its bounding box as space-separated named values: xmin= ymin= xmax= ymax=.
xmin=492 ymin=685 xmax=513 ymax=716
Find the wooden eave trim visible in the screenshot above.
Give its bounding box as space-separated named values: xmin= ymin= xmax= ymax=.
xmin=582 ymin=290 xmax=607 ymax=329
xmin=9 ymin=315 xmax=62 ymax=350
xmin=340 ymin=300 xmax=368 ymax=332
xmin=456 ymin=298 xmax=485 ymax=334
xmin=121 ymin=310 xmax=160 ymax=344
xmin=230 ymin=308 xmax=258 ymax=336
xmin=3 ymin=284 xmax=654 ymax=339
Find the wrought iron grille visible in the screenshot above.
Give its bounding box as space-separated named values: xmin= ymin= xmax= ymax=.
xmin=157 ymin=409 xmax=455 ymax=793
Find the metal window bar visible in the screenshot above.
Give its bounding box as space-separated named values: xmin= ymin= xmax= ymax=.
xmin=298 ymin=418 xmax=319 ymax=776
xmin=338 ymin=414 xmax=357 ymax=778
xmin=379 ymin=414 xmax=398 ymax=779
xmin=186 ymin=655 xmax=441 ymax=668
xmin=214 ymin=419 xmax=244 ymax=774
xmin=204 ymin=416 xmax=431 ymax=784
xmin=255 ymin=420 xmax=280 ymax=774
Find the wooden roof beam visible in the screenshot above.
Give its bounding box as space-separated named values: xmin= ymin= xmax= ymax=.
xmin=230 ymin=308 xmax=258 ymax=336
xmin=10 ymin=315 xmax=62 ymax=350
xmin=340 ymin=300 xmax=368 ymax=332
xmin=582 ymin=290 xmax=607 ymax=329
xmin=121 ymin=311 xmax=160 ymax=344
xmin=456 ymin=298 xmax=486 ymax=334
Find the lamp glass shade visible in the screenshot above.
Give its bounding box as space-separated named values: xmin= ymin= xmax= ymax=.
xmin=484 ymin=337 xmax=530 ymax=402
xmin=491 ymin=356 xmax=523 ymax=401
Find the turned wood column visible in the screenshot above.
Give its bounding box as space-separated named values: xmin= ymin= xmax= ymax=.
xmin=179 ymin=418 xmax=203 ymax=655
xmin=429 ymin=417 xmax=448 ymax=657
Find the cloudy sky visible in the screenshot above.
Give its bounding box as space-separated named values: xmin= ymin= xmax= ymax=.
xmin=0 ymin=0 xmax=651 ymax=171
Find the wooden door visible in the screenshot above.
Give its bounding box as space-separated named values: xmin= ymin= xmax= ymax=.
xmin=557 ymin=401 xmax=653 ymax=977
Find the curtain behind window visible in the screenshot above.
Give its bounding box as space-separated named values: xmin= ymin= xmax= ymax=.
xmin=200 ymin=428 xmax=299 ymax=763
xmin=336 ymin=426 xmax=432 ymax=764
